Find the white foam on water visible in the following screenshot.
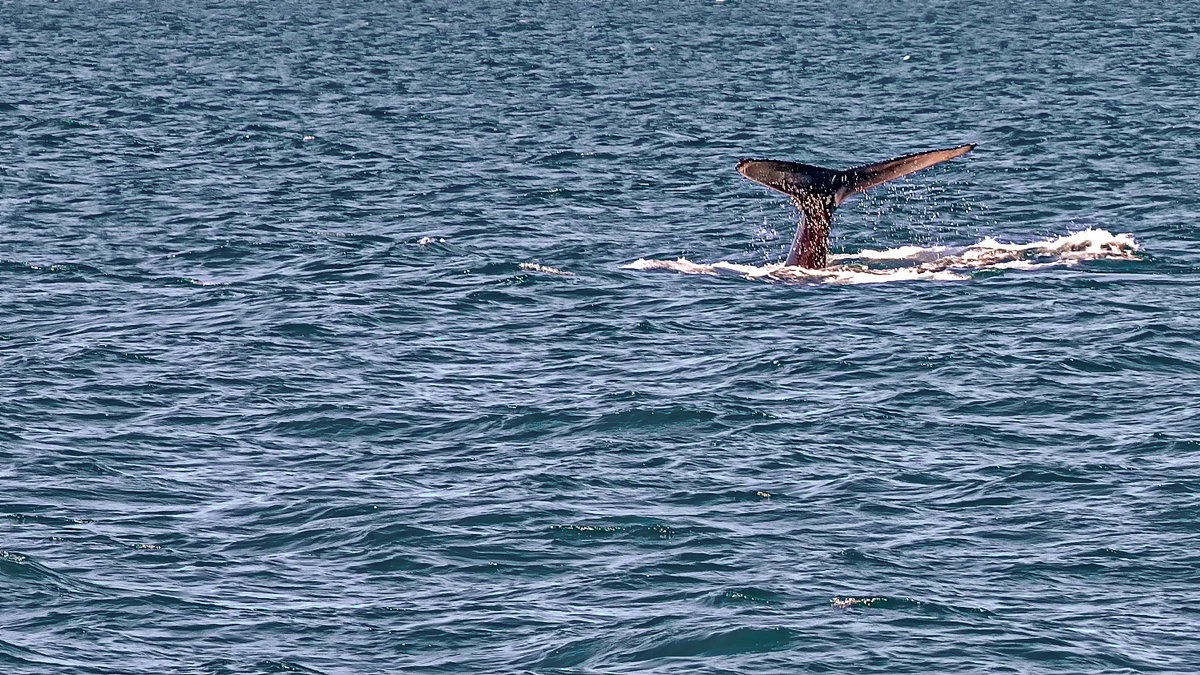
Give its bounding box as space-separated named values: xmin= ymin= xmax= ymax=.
xmin=520 ymin=262 xmax=574 ymax=276
xmin=624 ymin=229 xmax=1139 ymax=285
xmin=623 ymin=258 xmax=969 ymax=284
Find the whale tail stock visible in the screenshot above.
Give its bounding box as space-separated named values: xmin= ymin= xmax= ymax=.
xmin=736 ymin=144 xmax=976 ymax=268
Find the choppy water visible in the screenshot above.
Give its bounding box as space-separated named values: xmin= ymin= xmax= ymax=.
xmin=3 ymin=1 xmax=1200 ymax=672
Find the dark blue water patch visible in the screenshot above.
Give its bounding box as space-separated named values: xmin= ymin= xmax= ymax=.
xmin=618 ymin=625 xmax=797 ymax=662
xmin=4 ymin=0 xmax=1200 ymax=673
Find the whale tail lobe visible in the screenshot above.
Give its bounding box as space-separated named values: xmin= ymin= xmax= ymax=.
xmin=736 ymin=144 xmax=975 ymax=267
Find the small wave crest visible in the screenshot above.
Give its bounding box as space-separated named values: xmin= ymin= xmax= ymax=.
xmin=624 ymin=229 xmax=1139 ymax=285
xmin=519 ymin=262 xmax=574 ymax=276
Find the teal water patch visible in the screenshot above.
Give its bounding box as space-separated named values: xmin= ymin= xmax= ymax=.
xmin=2 ymin=0 xmax=1200 ymax=673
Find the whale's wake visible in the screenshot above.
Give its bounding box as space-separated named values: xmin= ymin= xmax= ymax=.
xmin=623 ymin=229 xmax=1140 ymax=285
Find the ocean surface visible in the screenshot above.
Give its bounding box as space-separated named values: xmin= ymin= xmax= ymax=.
xmin=2 ymin=1 xmax=1199 ymax=672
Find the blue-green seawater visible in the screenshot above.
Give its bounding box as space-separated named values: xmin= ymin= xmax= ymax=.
xmin=2 ymin=1 xmax=1199 ymax=672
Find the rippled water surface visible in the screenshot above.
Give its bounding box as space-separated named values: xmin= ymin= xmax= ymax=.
xmin=3 ymin=1 xmax=1200 ymax=672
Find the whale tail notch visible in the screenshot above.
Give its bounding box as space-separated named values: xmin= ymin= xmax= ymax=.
xmin=736 ymin=144 xmax=975 ymax=268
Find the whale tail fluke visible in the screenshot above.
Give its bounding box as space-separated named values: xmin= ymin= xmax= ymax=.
xmin=838 ymin=144 xmax=976 ymax=200
xmin=736 ymin=144 xmax=975 ymax=268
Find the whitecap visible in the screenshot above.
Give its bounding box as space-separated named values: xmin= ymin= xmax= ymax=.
xmin=519 ymin=262 xmax=574 ymax=276
xmin=624 ymin=229 xmax=1139 ymax=285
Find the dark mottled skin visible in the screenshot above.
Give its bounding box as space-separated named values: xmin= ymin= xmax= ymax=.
xmin=787 ymin=193 xmax=835 ymax=268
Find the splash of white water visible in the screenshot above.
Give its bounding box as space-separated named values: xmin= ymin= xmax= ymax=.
xmin=520 ymin=262 xmax=574 ymax=276
xmin=623 ymin=229 xmax=1139 ymax=285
